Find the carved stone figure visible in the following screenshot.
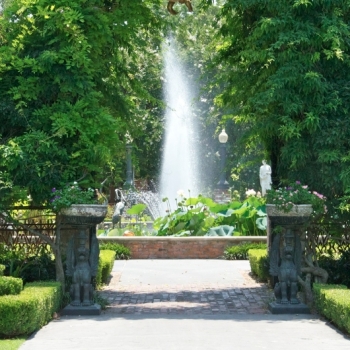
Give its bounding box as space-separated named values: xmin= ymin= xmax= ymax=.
xmin=259 ymin=160 xmax=272 ymax=196
xmin=66 ymin=230 xmax=99 ymax=306
xmin=112 ymin=201 xmax=125 ymax=228
xmin=167 ymin=0 xmax=193 ymax=15
xmin=270 ymin=229 xmax=301 ymax=304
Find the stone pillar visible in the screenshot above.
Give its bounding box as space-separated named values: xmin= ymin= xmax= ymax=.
xmin=59 ymin=205 xmax=107 ymax=316
xmin=266 ymin=204 xmax=312 ymax=314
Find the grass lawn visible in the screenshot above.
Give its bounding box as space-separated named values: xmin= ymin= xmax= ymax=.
xmin=0 ymin=338 xmax=27 ymax=350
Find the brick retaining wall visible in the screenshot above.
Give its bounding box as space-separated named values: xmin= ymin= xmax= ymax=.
xmin=98 ymin=236 xmax=267 ymax=259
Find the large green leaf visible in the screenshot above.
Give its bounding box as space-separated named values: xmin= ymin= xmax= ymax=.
xmin=184 ymin=197 xmax=199 ymax=206
xmin=198 ymin=196 xmax=217 ymax=207
xmin=126 ymin=203 xmax=147 ymax=215
xmin=256 ymin=217 xmax=267 ymax=230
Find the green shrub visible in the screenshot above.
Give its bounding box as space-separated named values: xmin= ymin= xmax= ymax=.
xmin=224 ymin=242 xmax=267 ymax=260
xmin=248 ymin=249 xmax=269 ymax=282
xmin=0 ymin=277 xmax=23 ymax=296
xmin=318 ymin=251 xmax=350 ymax=288
xmin=0 ymin=265 xmax=5 ymax=276
xmin=0 ymin=281 xmax=61 ymax=337
xmin=96 ymin=250 xmax=116 ymax=288
xmin=313 ymin=283 xmax=350 ymax=334
xmin=99 ymin=242 xmax=131 ymax=260
xmin=0 ymin=245 xmax=55 ymax=283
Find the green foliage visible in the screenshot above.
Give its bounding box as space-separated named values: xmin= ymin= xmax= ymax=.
xmin=0 ymin=281 xmax=61 ymax=337
xmin=0 ymin=0 xmax=165 ymax=206
xmin=0 ymin=277 xmax=23 ymax=296
xmin=99 ymin=242 xmax=131 ymax=260
xmin=318 ymin=251 xmax=350 ymax=288
xmin=209 ymin=0 xmax=350 ymax=201
xmin=50 ymin=182 xmax=97 ymax=212
xmin=96 ymin=250 xmax=115 ymax=288
xmin=313 ymin=283 xmax=350 ymax=334
xmin=248 ymin=249 xmax=269 ymax=282
xmin=0 ymin=265 xmax=5 ymax=276
xmin=266 ymin=181 xmax=327 ymax=215
xmin=93 ymin=292 xmax=109 ymax=310
xmin=0 ymin=245 xmax=55 ymax=283
xmin=224 ymin=242 xmax=267 ymax=260
xmin=0 ymin=338 xmax=27 ymax=350
xmin=154 ymin=194 xmax=267 ymax=236
xmin=126 ymin=204 xmax=147 ymax=216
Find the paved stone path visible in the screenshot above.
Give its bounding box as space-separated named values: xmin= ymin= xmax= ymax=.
xmin=99 ymin=260 xmax=274 ymax=315
xmin=20 ymin=259 xmax=350 ymax=350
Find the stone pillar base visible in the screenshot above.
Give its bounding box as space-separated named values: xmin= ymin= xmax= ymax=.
xmin=268 ymin=301 xmax=310 ymax=314
xmin=61 ymin=303 xmax=101 ymax=316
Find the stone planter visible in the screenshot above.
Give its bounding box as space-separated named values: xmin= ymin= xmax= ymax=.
xmin=59 ymin=204 xmax=108 ymax=315
xmin=266 ymin=204 xmax=313 ymax=226
xmin=59 ymin=204 xmax=108 ymax=226
xmin=266 ymin=204 xmax=312 ymax=314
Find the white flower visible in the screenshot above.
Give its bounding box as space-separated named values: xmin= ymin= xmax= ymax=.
xmin=177 ymin=189 xmax=185 ymax=197
xmin=245 ymin=189 xmax=256 ymax=197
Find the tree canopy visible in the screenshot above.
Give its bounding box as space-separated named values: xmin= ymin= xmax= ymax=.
xmin=206 ymin=0 xmax=350 ymax=201
xmin=0 ymin=0 xmax=165 ymax=205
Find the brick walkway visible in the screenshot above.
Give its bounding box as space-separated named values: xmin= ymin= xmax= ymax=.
xmin=99 ymin=262 xmax=274 ymax=315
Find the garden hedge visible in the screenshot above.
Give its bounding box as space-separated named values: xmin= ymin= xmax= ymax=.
xmin=313 ymin=283 xmax=350 ymax=334
xmin=224 ymin=242 xmax=267 ymax=260
xmin=0 ymin=281 xmax=61 ymax=337
xmin=99 ymin=242 xmax=131 ymax=260
xmin=0 ymin=264 xmax=5 ymax=276
xmin=248 ymin=249 xmax=269 ymax=282
xmin=0 ymin=276 xmax=23 ymax=296
xmin=96 ymin=250 xmax=116 ymax=288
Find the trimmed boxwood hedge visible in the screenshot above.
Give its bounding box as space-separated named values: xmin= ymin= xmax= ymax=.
xmin=224 ymin=242 xmax=267 ymax=260
xmin=313 ymin=283 xmax=350 ymax=334
xmin=99 ymin=243 xmax=131 ymax=260
xmin=0 ymin=264 xmax=5 ymax=276
xmin=0 ymin=276 xmax=23 ymax=296
xmin=0 ymin=281 xmax=61 ymax=337
xmin=96 ymin=250 xmax=116 ymax=288
xmin=248 ymin=249 xmax=269 ymax=282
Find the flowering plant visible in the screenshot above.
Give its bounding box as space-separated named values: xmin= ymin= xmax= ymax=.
xmin=50 ymin=182 xmax=98 ymax=213
xmin=266 ymin=181 xmax=326 ymax=215
xmin=245 ymin=189 xmax=262 ymax=198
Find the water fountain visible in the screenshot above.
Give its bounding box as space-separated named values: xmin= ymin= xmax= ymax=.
xmin=125 ymin=190 xmax=162 ymax=220
xmin=159 ymin=37 xmax=202 ymax=210
xmin=111 ymin=37 xmax=203 ymax=225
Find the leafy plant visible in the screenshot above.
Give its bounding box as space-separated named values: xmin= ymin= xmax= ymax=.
xmin=266 ymin=181 xmax=326 ymax=216
xmin=124 ymin=203 xmax=151 ymax=236
xmin=99 ymin=243 xmax=131 ymax=260
xmin=248 ymin=249 xmax=269 ymax=282
xmin=0 ymin=276 xmax=23 ymax=296
xmin=318 ymin=251 xmax=350 ymax=288
xmin=224 ymin=242 xmax=267 ymax=260
xmin=209 ymin=0 xmax=350 ymax=203
xmin=93 ymin=292 xmax=110 ymax=310
xmin=0 ymin=244 xmax=55 ymax=283
xmin=154 ymin=193 xmax=267 ymax=236
xmin=50 ymin=182 xmax=97 ymax=213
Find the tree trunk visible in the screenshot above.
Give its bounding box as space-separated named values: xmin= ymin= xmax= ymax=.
xmin=298 ymin=273 xmax=314 ymax=305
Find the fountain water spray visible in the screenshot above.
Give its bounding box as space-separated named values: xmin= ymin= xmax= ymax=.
xmin=159 ymin=37 xmax=202 ymax=212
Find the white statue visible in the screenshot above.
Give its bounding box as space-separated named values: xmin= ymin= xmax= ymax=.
xmin=259 ymin=160 xmax=272 ymax=196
